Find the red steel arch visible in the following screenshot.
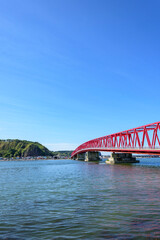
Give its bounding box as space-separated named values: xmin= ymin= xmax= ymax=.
xmin=71 ymin=121 xmax=160 ymax=158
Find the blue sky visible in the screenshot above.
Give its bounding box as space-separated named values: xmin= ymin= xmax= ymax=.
xmin=0 ymin=0 xmax=160 ymax=151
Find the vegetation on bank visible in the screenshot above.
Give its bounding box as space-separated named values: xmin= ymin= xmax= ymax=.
xmin=0 ymin=139 xmax=72 ymax=158
xmin=55 ymin=151 xmax=72 ymax=158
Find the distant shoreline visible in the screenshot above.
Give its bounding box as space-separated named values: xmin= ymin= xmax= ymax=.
xmin=0 ymin=156 xmax=70 ymax=161
xmin=0 ymin=139 xmax=72 ymax=160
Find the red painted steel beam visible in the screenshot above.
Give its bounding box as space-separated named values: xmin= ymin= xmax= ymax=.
xmin=71 ymin=121 xmax=160 ymax=158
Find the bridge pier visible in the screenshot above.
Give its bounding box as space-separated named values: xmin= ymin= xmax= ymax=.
xmin=74 ymin=151 xmax=101 ymax=161
xmin=106 ymin=153 xmax=139 ymax=164
xmin=85 ymin=151 xmax=101 ymax=161
xmin=76 ymin=152 xmax=86 ymax=161
xmin=73 ymin=155 xmax=77 ymax=160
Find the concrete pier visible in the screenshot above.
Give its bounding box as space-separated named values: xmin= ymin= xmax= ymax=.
xmin=76 ymin=152 xmax=86 ymax=161
xmin=85 ymin=151 xmax=100 ymax=161
xmin=106 ymin=153 xmax=139 ymax=164
xmin=75 ymin=151 xmax=101 ymax=161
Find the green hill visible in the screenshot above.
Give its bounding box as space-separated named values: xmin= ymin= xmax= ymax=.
xmin=0 ymin=139 xmax=53 ymax=158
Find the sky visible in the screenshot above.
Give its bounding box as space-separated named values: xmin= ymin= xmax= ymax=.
xmin=0 ymin=0 xmax=160 ymax=151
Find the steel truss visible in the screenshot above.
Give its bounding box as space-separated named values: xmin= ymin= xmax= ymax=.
xmin=71 ymin=121 xmax=160 ymax=158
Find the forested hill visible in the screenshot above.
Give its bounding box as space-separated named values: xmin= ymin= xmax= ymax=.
xmin=0 ymin=139 xmax=53 ymax=158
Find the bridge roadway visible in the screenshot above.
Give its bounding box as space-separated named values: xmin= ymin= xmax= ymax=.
xmin=72 ymin=147 xmax=160 ymax=156
xmin=71 ymin=121 xmax=160 ymax=161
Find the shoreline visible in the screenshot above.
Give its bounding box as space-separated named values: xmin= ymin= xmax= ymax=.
xmin=0 ymin=156 xmax=70 ymax=161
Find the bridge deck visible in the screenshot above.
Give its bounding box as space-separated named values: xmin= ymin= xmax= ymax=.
xmin=73 ymin=147 xmax=160 ymax=156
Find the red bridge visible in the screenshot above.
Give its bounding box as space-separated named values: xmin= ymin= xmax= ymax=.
xmin=71 ymin=121 xmax=160 ymax=159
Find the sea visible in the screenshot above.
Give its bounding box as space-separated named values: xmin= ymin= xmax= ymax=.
xmin=0 ymin=158 xmax=160 ymax=239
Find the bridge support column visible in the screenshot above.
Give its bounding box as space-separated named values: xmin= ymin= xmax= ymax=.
xmin=76 ymin=153 xmax=86 ymax=161
xmin=85 ymin=151 xmax=101 ymax=161
xmin=106 ymin=153 xmax=139 ymax=164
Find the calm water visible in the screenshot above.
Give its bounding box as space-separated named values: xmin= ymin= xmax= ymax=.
xmin=1 ymin=158 xmax=160 ymax=239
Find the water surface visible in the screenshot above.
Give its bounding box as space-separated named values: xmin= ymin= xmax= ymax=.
xmin=1 ymin=158 xmax=160 ymax=239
